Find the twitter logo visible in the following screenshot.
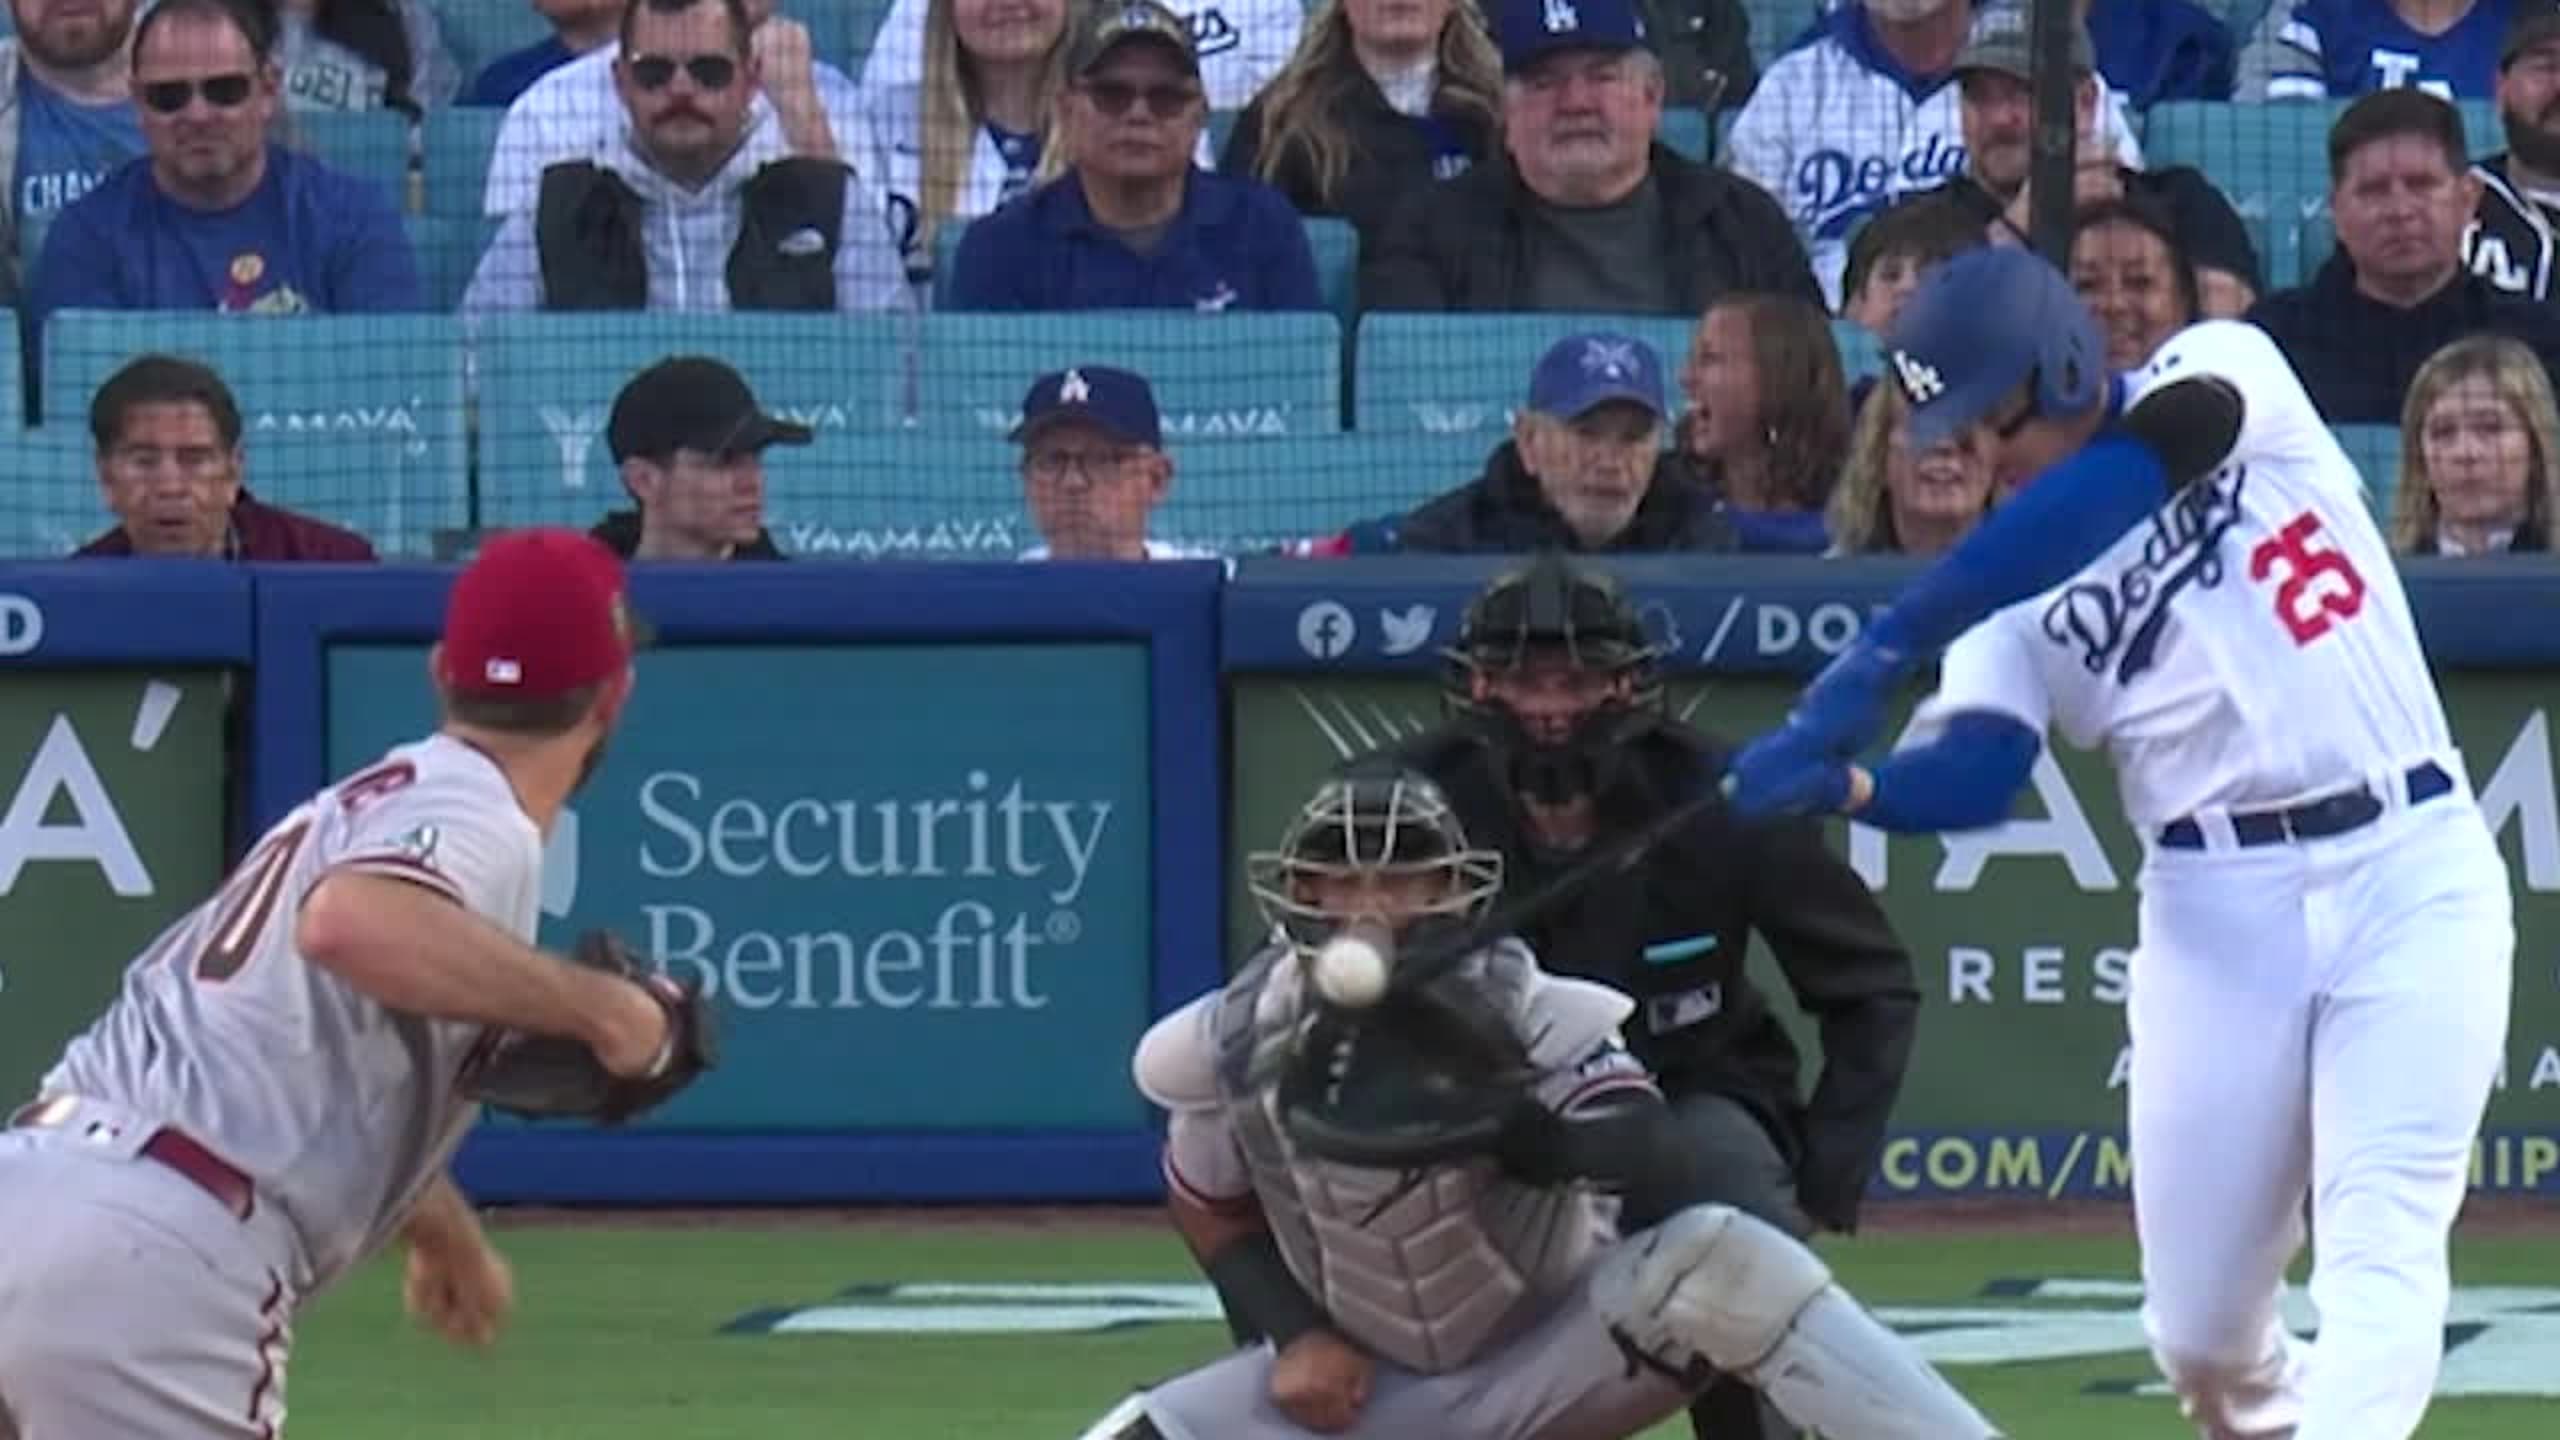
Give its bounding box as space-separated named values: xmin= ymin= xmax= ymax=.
xmin=1379 ymin=604 xmax=1436 ymax=656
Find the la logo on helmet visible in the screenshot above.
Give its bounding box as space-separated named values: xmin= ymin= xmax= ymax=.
xmin=1892 ymin=350 xmax=1946 ymax=404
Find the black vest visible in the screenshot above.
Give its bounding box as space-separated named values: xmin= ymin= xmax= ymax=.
xmin=533 ymin=156 xmax=849 ymax=312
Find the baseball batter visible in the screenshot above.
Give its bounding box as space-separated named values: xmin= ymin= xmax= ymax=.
xmin=1077 ymin=759 xmax=2002 ymax=1440
xmin=0 ymin=529 xmax=715 ymax=1439
xmin=1727 ymin=247 xmax=2517 ymax=1440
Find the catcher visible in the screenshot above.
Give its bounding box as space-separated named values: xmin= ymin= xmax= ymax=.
xmin=0 ymin=529 xmax=716 ymax=1439
xmin=1076 ymin=757 xmax=1999 ymax=1440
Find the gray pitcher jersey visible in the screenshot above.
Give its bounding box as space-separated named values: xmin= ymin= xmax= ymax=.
xmin=1134 ymin=938 xmax=1656 ymax=1374
xmin=43 ymin=733 xmax=544 ymax=1293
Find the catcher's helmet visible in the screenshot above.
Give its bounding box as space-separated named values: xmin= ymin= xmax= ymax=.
xmin=1246 ymin=755 xmax=1504 ymax=952
xmin=1445 ymin=552 xmax=1664 ymax=809
xmin=1887 ymin=247 xmax=2106 ymax=450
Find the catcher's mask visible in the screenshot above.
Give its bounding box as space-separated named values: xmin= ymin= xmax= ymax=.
xmin=1246 ymin=758 xmax=1504 ymax=954
xmin=1444 ymin=552 xmax=1664 ymax=810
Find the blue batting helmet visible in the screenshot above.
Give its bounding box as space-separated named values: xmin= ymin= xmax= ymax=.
xmin=1885 ymin=248 xmax=2107 ymax=450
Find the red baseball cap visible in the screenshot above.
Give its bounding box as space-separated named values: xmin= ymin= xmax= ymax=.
xmin=437 ymin=528 xmax=646 ymax=699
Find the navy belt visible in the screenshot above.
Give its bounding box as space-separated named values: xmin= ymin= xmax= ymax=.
xmin=2157 ymin=762 xmax=2453 ymax=851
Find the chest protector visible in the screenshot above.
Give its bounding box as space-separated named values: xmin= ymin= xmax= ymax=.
xmin=1212 ymin=942 xmax=1612 ymax=1374
xmin=534 ymin=156 xmax=848 ymax=312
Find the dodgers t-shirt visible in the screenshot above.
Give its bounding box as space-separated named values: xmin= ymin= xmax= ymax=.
xmin=12 ymin=72 xmax=143 ymax=237
xmin=27 ymin=146 xmax=421 ymax=323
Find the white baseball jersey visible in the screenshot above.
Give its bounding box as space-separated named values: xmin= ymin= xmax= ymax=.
xmin=43 ymin=734 xmax=545 ymax=1293
xmin=855 ymin=0 xmax=1302 ymax=112
xmin=1908 ymin=319 xmax=2453 ymax=831
xmin=1724 ymin=5 xmax=2141 ymax=308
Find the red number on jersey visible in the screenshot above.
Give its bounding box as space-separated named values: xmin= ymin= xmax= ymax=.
xmin=197 ymin=818 xmax=313 ymax=982
xmin=338 ymin=759 xmax=417 ymax=816
xmin=2248 ymin=512 xmax=2368 ymax=645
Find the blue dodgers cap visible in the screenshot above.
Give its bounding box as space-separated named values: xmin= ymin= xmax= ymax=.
xmin=1526 ymin=332 xmax=1668 ymax=420
xmin=1010 ymin=365 xmax=1163 ymax=448
xmin=1498 ymin=0 xmax=1649 ymax=74
xmin=1886 ymin=247 xmax=2107 ymax=450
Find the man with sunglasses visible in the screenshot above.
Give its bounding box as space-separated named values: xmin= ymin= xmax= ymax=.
xmin=1725 ymin=245 xmax=2515 ymax=1440
xmin=460 ymin=0 xmax=905 ymax=314
xmin=22 ymin=0 xmax=418 ymax=330
xmin=945 ymin=0 xmax=1318 ymax=313
xmin=0 ymin=0 xmax=146 ymax=301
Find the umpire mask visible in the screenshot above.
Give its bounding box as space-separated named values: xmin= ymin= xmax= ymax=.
xmin=1443 ymin=553 xmax=1664 ymax=815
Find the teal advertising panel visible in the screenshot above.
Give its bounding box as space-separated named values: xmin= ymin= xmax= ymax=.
xmin=326 ymin=643 xmax=1155 ymax=1133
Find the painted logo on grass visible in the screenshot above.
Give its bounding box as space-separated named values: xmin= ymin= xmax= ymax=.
xmin=726 ymin=1277 xmax=2560 ymax=1399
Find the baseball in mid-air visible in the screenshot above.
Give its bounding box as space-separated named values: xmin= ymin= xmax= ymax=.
xmin=1312 ymin=930 xmax=1391 ymax=1008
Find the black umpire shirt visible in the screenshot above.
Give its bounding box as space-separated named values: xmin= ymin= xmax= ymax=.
xmin=1396 ymin=721 xmax=1920 ymax=1232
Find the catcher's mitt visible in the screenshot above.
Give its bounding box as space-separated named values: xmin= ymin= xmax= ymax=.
xmin=465 ymin=930 xmax=719 ymax=1125
xmin=1276 ymin=970 xmax=1539 ymax=1170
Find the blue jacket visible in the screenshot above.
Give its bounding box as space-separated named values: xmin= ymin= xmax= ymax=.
xmin=946 ymin=168 xmax=1321 ymax=312
xmin=2087 ymin=0 xmax=2235 ymax=107
xmin=28 ymin=146 xmax=420 ymax=325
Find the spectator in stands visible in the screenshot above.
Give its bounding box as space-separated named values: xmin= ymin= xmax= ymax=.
xmin=1012 ymin=363 xmax=1208 ymax=558
xmin=2248 ymin=88 xmax=2560 ymax=422
xmin=73 ymin=353 xmax=375 ymax=560
xmin=945 ymin=0 xmax=1320 ymax=311
xmin=482 ymin=0 xmax=860 ymax=216
xmin=2070 ymin=195 xmax=2202 ymax=372
xmin=1639 ymin=0 xmax=1760 ymax=111
xmin=1923 ymin=8 xmax=2260 ymax=314
xmin=591 ymin=355 xmax=798 ymax=560
xmin=1841 ymin=191 xmax=1984 ymax=347
xmin=1396 ymin=331 xmax=1736 ymax=552
xmin=2081 ymin=0 xmax=2236 ymax=108
xmin=847 ymin=0 xmax=1073 ymax=280
xmin=2468 ymin=0 xmax=2560 ymax=300
xmin=1723 ymin=0 xmax=2142 ymax=307
xmin=1823 ymin=380 xmax=1995 ymax=555
xmin=464 ymin=0 xmax=626 ymax=106
xmin=1677 ymin=292 xmax=1849 ymax=553
xmin=461 ymin=0 xmax=906 ymax=314
xmin=2390 ymin=332 xmax=2560 ymax=551
xmin=2238 ymin=0 xmax=2510 ymax=101
xmin=1 ymin=0 xmax=145 ymax=296
xmin=1359 ymin=0 xmax=1816 ymax=313
xmin=1219 ymin=0 xmax=1502 ymax=246
xmin=26 ymin=0 xmax=421 ymax=328
xmin=262 ymin=0 xmax=459 ymax=117
xmin=863 ymin=0 xmax=1303 ymax=110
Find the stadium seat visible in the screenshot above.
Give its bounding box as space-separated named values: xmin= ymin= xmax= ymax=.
xmin=1830 ymin=318 xmax=1879 ymax=385
xmin=1303 ymin=216 xmax=1358 ymax=323
xmin=791 ymin=0 xmax=887 ymax=72
xmin=473 ymin=312 xmax=912 ymax=517
xmin=1657 ymin=106 xmax=1712 ymax=162
xmin=409 ymin=214 xmax=498 ymax=310
xmin=1746 ymin=0 xmax=1826 ymax=68
xmin=0 ymin=425 xmax=99 ymax=560
xmin=1351 ymin=313 xmax=1700 ymax=434
xmin=423 ymin=106 xmax=506 ymax=217
xmin=1209 ymin=111 xmax=1241 ymax=162
xmin=40 ymin=310 xmax=470 ymax=557
xmin=2330 ymin=422 xmax=2402 ymax=517
xmin=436 ymin=0 xmax=554 ymax=76
xmin=283 ymin=110 xmax=411 ymax=211
xmin=1151 ymin=430 xmax=1497 ymax=552
xmin=913 ymin=311 xmax=1345 ymax=436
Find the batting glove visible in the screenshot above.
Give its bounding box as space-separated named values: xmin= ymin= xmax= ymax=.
xmin=1724 ymin=724 xmax=1855 ymax=819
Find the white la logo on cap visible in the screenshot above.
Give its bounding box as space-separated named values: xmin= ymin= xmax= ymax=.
xmin=1059 ymin=368 xmax=1092 ymax=404
xmin=1543 ymin=0 xmax=1578 ymax=31
xmin=1892 ymin=350 xmax=1946 ymax=403
xmin=484 ymin=658 xmax=523 ymax=685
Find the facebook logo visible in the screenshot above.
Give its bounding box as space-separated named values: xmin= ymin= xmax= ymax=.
xmin=1295 ymin=601 xmax=1355 ymax=660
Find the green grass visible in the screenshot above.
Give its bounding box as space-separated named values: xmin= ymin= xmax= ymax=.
xmin=287 ymin=1217 xmax=2560 ymax=1439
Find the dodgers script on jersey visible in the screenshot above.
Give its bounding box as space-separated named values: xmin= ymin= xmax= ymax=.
xmin=1913 ymin=320 xmax=2451 ymax=830
xmin=1725 ymin=7 xmax=2141 ymax=306
xmin=43 ymin=734 xmax=544 ymax=1293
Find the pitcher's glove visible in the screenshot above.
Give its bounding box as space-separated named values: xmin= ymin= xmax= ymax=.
xmin=466 ymin=930 xmax=719 ymax=1125
xmin=1277 ymin=975 xmax=1538 ymax=1170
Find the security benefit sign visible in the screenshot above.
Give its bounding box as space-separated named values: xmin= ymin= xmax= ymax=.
xmin=1230 ymin=672 xmax=2560 ymax=1197
xmin=326 ymin=645 xmax=1154 ymax=1132
xmin=0 ymin=672 xmax=229 ymax=1105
